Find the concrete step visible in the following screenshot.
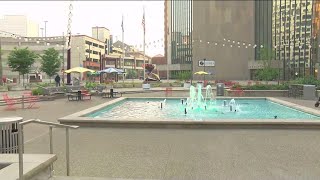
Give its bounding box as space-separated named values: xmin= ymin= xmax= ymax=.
xmin=50 ymin=176 xmax=156 ymax=180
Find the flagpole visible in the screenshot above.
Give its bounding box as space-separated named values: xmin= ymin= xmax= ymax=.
xmin=122 ymin=14 xmax=125 ymax=83
xmin=143 ymin=6 xmax=146 ymax=82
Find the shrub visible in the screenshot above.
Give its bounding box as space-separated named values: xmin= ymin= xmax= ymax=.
xmin=290 ymin=77 xmax=320 ymax=86
xmin=32 ymin=88 xmax=44 ymax=95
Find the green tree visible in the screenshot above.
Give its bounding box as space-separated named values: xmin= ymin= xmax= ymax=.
xmin=126 ymin=69 xmax=137 ymax=79
xmin=177 ymin=71 xmax=192 ymax=82
xmin=7 ymin=47 xmax=37 ymax=85
xmin=40 ymin=48 xmax=61 ymax=82
xmin=255 ymin=46 xmax=279 ymax=81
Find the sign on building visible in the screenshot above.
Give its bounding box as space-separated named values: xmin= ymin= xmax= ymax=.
xmin=198 ymin=60 xmax=215 ymax=67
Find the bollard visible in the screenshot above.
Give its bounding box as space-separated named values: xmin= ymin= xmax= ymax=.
xmin=160 ymin=103 xmax=163 ymax=109
xmin=184 ymin=108 xmax=187 ymax=115
xmin=230 ymin=105 xmax=232 ymax=112
xmin=223 ymin=100 xmax=227 ymax=106
xmin=181 ymin=99 xmax=184 ymax=105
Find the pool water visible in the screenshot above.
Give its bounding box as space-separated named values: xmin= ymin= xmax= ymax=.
xmin=86 ymin=98 xmax=320 ymax=120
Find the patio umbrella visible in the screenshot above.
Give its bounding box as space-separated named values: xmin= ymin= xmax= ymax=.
xmin=194 ymin=71 xmax=209 ymax=75
xmin=65 ymin=67 xmax=95 ymax=73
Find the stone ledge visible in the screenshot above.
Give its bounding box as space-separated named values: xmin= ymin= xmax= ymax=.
xmin=0 ymin=154 xmax=57 ymax=180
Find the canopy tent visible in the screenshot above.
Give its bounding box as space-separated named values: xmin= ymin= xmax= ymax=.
xmin=65 ymin=67 xmax=95 ymax=73
xmin=98 ymin=67 xmax=124 ymax=74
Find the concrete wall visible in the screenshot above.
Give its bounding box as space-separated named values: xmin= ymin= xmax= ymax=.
xmin=192 ymin=1 xmax=255 ymax=81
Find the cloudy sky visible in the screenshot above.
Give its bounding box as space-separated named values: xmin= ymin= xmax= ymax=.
xmin=0 ymin=1 xmax=164 ymax=56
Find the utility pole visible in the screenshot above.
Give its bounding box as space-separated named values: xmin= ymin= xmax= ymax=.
xmin=0 ymin=36 xmax=2 ymax=85
xmin=40 ymin=28 xmax=44 ymax=37
xmin=44 ymin=21 xmax=48 ymax=38
xmin=62 ymin=32 xmax=65 ymax=85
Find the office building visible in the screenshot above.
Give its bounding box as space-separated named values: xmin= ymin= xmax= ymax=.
xmin=0 ymin=15 xmax=39 ymax=37
xmin=163 ymin=0 xmax=255 ymax=80
xmin=163 ymin=0 xmax=193 ymax=78
xmin=272 ymin=0 xmax=314 ymax=80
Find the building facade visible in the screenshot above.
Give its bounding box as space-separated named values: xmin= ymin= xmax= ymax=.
xmin=163 ymin=0 xmax=256 ymax=80
xmin=163 ymin=0 xmax=193 ymax=78
xmin=0 ymin=15 xmax=39 ymax=37
xmin=0 ymin=35 xmax=66 ymax=81
xmin=192 ymin=1 xmax=255 ymax=80
xmin=273 ymin=0 xmax=314 ymax=80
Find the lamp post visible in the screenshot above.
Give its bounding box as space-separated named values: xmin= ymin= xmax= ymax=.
xmin=203 ymin=58 xmax=206 ymax=82
xmin=44 ymin=21 xmax=48 ymax=38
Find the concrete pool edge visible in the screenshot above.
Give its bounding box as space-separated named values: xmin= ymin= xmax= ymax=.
xmin=58 ymin=97 xmax=320 ymax=129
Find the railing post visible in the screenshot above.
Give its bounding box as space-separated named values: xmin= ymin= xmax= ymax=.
xmin=49 ymin=126 xmax=53 ymax=177
xmin=21 ymin=95 xmax=24 ymax=109
xmin=49 ymin=126 xmax=53 ymax=154
xmin=18 ymin=123 xmax=24 ymax=180
xmin=66 ymin=128 xmax=70 ymax=176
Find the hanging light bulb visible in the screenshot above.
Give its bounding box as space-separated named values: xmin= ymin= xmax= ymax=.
xmin=248 ymin=44 xmax=251 ymax=46
xmin=223 ymin=44 xmax=225 ymax=46
xmin=232 ymin=41 xmax=235 ymax=43
xmin=238 ymin=46 xmax=241 ymax=48
xmin=215 ymin=43 xmax=217 ymax=45
xmin=237 ymin=42 xmax=240 ymax=44
xmin=200 ymin=40 xmax=202 ymax=43
xmin=260 ymin=45 xmax=264 ymax=48
xmin=243 ymin=43 xmax=245 ymax=45
xmin=36 ymin=41 xmax=40 ymax=44
xmin=230 ymin=45 xmax=233 ymax=47
xmin=245 ymin=46 xmax=248 ymax=48
xmin=207 ymin=41 xmax=210 ymax=44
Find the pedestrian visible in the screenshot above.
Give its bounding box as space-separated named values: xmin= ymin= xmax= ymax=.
xmin=55 ymin=74 xmax=61 ymax=87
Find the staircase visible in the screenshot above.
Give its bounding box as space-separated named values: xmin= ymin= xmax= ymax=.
xmin=50 ymin=176 xmax=156 ymax=180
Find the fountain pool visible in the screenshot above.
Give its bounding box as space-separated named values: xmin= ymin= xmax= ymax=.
xmin=59 ymin=85 xmax=320 ymax=127
xmin=86 ymin=98 xmax=319 ymax=120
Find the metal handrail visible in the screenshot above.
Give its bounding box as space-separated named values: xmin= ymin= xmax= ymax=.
xmin=18 ymin=118 xmax=79 ymax=180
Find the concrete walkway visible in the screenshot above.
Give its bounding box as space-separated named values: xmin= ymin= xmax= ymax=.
xmin=1 ymin=95 xmax=320 ymax=179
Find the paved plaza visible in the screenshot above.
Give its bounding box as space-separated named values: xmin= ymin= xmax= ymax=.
xmin=1 ymin=92 xmax=320 ymax=179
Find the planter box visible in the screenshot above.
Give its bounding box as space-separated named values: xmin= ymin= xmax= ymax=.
xmin=160 ymin=83 xmax=170 ymax=87
xmin=183 ymin=82 xmax=191 ymax=89
xmin=142 ymin=84 xmax=151 ymax=90
xmin=227 ymin=90 xmax=288 ymax=97
xmin=123 ymin=84 xmax=134 ymax=88
xmin=134 ymin=83 xmax=142 ymax=88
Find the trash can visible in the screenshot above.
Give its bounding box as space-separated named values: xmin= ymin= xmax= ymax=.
xmin=0 ymin=117 xmax=23 ymax=154
xmin=216 ymin=83 xmax=225 ymax=96
xmin=303 ymin=85 xmax=316 ymax=100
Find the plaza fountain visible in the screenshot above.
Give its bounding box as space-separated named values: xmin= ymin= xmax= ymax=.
xmin=183 ymin=84 xmax=239 ymax=114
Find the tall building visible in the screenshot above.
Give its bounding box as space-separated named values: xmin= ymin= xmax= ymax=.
xmin=163 ymin=0 xmax=255 ymax=80
xmin=272 ymin=0 xmax=314 ymax=80
xmin=0 ymin=15 xmax=39 ymax=37
xmin=164 ymin=0 xmax=193 ymax=78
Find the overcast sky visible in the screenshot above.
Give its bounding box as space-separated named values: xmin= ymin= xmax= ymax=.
xmin=0 ymin=1 xmax=164 ymax=56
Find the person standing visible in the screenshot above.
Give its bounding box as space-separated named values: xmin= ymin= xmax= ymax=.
xmin=55 ymin=74 xmax=61 ymax=87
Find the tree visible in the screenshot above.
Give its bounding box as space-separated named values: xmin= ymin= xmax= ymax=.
xmin=7 ymin=47 xmax=37 ymax=85
xmin=40 ymin=48 xmax=61 ymax=82
xmin=255 ymin=46 xmax=279 ymax=81
xmin=126 ymin=69 xmax=137 ymax=79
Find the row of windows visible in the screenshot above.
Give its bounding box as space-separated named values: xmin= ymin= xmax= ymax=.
xmin=85 ymin=40 xmax=104 ymax=49
xmin=170 ymin=0 xmax=192 ymax=65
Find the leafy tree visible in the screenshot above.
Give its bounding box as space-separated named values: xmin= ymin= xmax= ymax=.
xmin=7 ymin=47 xmax=37 ymax=85
xmin=177 ymin=71 xmax=192 ymax=82
xmin=40 ymin=48 xmax=61 ymax=82
xmin=126 ymin=69 xmax=137 ymax=79
xmin=255 ymin=46 xmax=279 ymax=81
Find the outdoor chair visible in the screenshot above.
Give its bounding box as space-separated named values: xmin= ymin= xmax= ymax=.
xmin=2 ymin=94 xmax=17 ymax=111
xmin=22 ymin=91 xmax=40 ymax=109
xmin=81 ymin=90 xmax=92 ymax=100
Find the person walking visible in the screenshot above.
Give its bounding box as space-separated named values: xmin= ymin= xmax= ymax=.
xmin=55 ymin=74 xmax=61 ymax=87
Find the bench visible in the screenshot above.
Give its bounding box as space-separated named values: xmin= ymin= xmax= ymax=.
xmin=43 ymin=87 xmax=65 ymax=96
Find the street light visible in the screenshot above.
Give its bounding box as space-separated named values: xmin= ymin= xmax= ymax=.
xmin=44 ymin=21 xmax=48 ymax=38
